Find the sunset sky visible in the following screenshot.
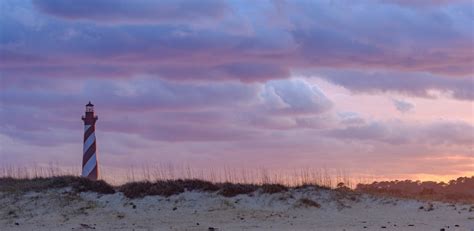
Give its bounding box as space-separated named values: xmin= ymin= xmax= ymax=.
xmin=0 ymin=0 xmax=473 ymax=182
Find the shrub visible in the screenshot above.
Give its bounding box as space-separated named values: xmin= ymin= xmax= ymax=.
xmin=261 ymin=184 xmax=288 ymax=194
xmin=119 ymin=181 xmax=156 ymax=198
xmin=0 ymin=176 xmax=115 ymax=194
xmin=176 ymin=179 xmax=220 ymax=192
xmin=218 ymin=183 xmax=258 ymax=197
xmin=70 ymin=178 xmax=115 ymax=194
xmin=294 ymin=184 xmax=331 ymax=191
xmin=119 ymin=179 xmax=219 ymax=198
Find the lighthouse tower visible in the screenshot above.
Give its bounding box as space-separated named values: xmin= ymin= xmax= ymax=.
xmin=81 ymin=101 xmax=99 ymax=180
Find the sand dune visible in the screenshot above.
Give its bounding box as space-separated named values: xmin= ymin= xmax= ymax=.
xmin=1 ymin=186 xmax=473 ymax=231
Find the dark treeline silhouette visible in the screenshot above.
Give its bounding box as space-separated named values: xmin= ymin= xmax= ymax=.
xmin=356 ymin=176 xmax=474 ymax=203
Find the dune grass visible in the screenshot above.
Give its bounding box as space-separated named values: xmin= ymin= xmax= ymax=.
xmin=0 ymin=165 xmax=472 ymax=203
xmin=0 ymin=176 xmax=332 ymax=199
xmin=0 ymin=164 xmax=359 ymax=188
xmin=1 ymin=175 xmax=473 ymax=203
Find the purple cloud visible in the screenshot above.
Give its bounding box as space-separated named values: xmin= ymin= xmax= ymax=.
xmin=315 ymin=70 xmax=474 ymax=100
xmin=381 ymin=0 xmax=469 ymax=7
xmin=263 ymin=79 xmax=332 ymax=115
xmin=1 ymin=78 xmax=259 ymax=110
xmin=1 ymin=0 xmax=472 ymax=93
xmin=326 ymin=120 xmax=474 ymax=146
xmin=33 ymin=0 xmax=228 ymax=24
xmin=392 ymin=99 xmax=415 ymax=113
xmin=0 ymin=78 xmax=333 ymax=144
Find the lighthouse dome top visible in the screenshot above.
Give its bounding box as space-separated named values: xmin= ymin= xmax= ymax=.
xmin=86 ymin=101 xmax=94 ymax=107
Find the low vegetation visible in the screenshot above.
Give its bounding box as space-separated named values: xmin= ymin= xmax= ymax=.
xmin=0 ymin=176 xmax=299 ymax=199
xmin=261 ymin=183 xmax=289 ymax=194
xmin=218 ymin=183 xmax=259 ymax=197
xmin=0 ymin=176 xmax=115 ymax=194
xmin=1 ymin=175 xmax=472 ymax=203
xmin=120 ymin=179 xmax=220 ymax=198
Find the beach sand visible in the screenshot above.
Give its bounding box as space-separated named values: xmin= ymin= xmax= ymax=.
xmin=1 ymin=187 xmax=473 ymax=230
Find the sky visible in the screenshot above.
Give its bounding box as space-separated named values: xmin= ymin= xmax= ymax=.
xmin=0 ymin=0 xmax=473 ymax=182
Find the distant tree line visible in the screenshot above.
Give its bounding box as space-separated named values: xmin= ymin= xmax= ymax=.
xmin=355 ymin=176 xmax=474 ymax=202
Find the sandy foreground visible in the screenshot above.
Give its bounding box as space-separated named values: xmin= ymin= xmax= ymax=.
xmin=0 ymin=187 xmax=473 ymax=231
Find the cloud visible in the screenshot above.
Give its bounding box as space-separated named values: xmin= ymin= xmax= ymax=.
xmin=422 ymin=122 xmax=474 ymax=146
xmin=262 ymin=79 xmax=332 ymax=115
xmin=0 ymin=0 xmax=472 ymax=96
xmin=326 ymin=120 xmax=474 ymax=146
xmin=337 ymin=112 xmax=366 ymax=125
xmin=0 ymin=78 xmax=260 ymax=111
xmin=315 ymin=70 xmax=474 ymax=101
xmin=32 ymin=0 xmax=228 ymax=24
xmin=380 ymin=0 xmax=470 ymax=8
xmin=327 ymin=122 xmax=391 ymax=141
xmin=0 ymin=78 xmax=334 ymax=144
xmin=392 ymin=99 xmax=415 ymax=113
xmin=283 ymin=0 xmax=473 ymax=76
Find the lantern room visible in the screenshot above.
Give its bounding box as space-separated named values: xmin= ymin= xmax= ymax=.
xmin=86 ymin=101 xmax=94 ymax=112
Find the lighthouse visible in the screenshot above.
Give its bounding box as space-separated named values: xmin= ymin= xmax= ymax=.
xmin=81 ymin=101 xmax=99 ymax=180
